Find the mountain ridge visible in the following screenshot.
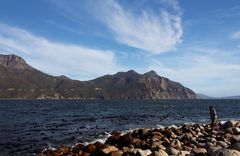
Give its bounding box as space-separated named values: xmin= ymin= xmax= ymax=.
xmin=0 ymin=54 xmax=197 ymax=99
xmin=0 ymin=54 xmax=33 ymax=70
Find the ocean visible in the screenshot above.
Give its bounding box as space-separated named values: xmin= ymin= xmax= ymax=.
xmin=0 ymin=99 xmax=239 ymax=155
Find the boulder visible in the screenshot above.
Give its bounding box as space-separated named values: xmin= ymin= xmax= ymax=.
xmin=225 ymin=133 xmax=233 ymax=142
xmin=106 ymin=136 xmax=120 ymax=145
xmin=170 ymin=139 xmax=182 ymax=150
xmin=82 ymin=152 xmax=90 ymax=156
xmin=106 ymin=131 xmax=122 ymax=145
xmin=83 ymin=144 xmax=96 ymax=153
xmin=196 ymin=143 xmax=206 ymax=148
xmin=152 ymin=134 xmax=164 ymax=141
xmin=182 ymin=145 xmax=192 ymax=151
xmin=59 ymin=146 xmax=72 ymax=154
xmin=232 ymin=135 xmax=240 ymax=143
xmin=205 ymin=142 xmax=215 ymax=148
xmin=111 ymin=131 xmax=122 ymax=138
xmin=43 ymin=149 xmax=58 ymax=156
xmin=172 ymin=127 xmax=182 ymax=136
xmin=226 ymin=128 xmax=235 ymax=135
xmin=191 ymin=148 xmax=207 ymax=155
xmin=132 ymin=138 xmax=142 ymax=148
xmin=217 ymin=141 xmax=228 ymax=148
xmin=158 ymin=149 xmax=169 ymax=156
xmin=233 ymin=127 xmax=240 ymax=135
xmin=208 ymin=147 xmax=222 ymax=155
xmin=136 ymin=149 xmax=152 ymax=156
xmin=166 ymin=146 xmax=179 ymax=155
xmin=102 ymin=146 xmax=118 ymax=154
xmin=141 ymin=139 xmax=151 ymax=149
xmin=138 ymin=128 xmax=149 ymax=138
xmin=177 ymin=150 xmax=190 ymax=156
xmin=150 ymin=150 xmax=168 ymax=156
xmin=122 ymin=147 xmax=134 ymax=153
xmin=230 ymin=143 xmax=240 ymax=151
xmin=72 ymin=146 xmax=83 ymax=155
xmin=119 ymin=133 xmax=132 ymax=147
xmin=213 ymin=148 xmax=240 ymax=156
xmin=151 ymin=141 xmax=166 ymax=150
xmin=222 ymin=121 xmax=238 ymax=129
xmin=111 ymin=150 xmax=123 ymax=156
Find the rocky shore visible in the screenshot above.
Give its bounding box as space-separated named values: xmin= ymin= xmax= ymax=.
xmin=38 ymin=120 xmax=240 ymax=156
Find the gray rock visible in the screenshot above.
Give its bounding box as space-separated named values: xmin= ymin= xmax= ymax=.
xmin=151 ymin=141 xmax=166 ymax=150
xmin=138 ymin=128 xmax=149 ymax=138
xmin=150 ymin=150 xmax=168 ymax=156
xmin=233 ymin=127 xmax=240 ymax=135
xmin=177 ymin=150 xmax=190 ymax=156
xmin=230 ymin=143 xmax=240 ymax=151
xmin=206 ymin=137 xmax=217 ymax=143
xmin=208 ymin=147 xmax=222 ymax=155
xmin=217 ymin=141 xmax=228 ymax=148
xmin=171 ymin=139 xmax=182 ymax=150
xmin=225 ymin=133 xmax=233 ymax=142
xmin=213 ymin=148 xmax=240 ymax=156
xmin=136 ymin=149 xmax=152 ymax=156
xmin=206 ymin=142 xmax=215 ymax=148
xmin=222 ymin=121 xmax=238 ymax=129
xmin=166 ymin=147 xmax=179 ymax=155
xmin=232 ymin=135 xmax=240 ymax=143
xmin=197 ymin=143 xmax=206 ymax=148
xmin=226 ymin=128 xmax=235 ymax=135
xmin=191 ymin=148 xmax=207 ymax=155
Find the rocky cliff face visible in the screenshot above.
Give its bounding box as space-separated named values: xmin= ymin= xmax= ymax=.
xmin=92 ymin=70 xmax=196 ymax=99
xmin=0 ymin=54 xmax=197 ymax=99
xmin=0 ymin=54 xmax=33 ymax=70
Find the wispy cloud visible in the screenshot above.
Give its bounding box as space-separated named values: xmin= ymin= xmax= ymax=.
xmin=0 ymin=23 xmax=124 ymax=80
xmin=53 ymin=0 xmax=183 ymax=55
xmin=231 ymin=31 xmax=240 ymax=39
xmin=147 ymin=47 xmax=240 ymax=97
xmin=95 ymin=0 xmax=183 ymax=54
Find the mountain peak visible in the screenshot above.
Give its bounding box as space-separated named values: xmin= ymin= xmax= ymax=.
xmin=127 ymin=70 xmax=138 ymax=74
xmin=143 ymin=70 xmax=158 ymax=76
xmin=0 ymin=54 xmax=33 ymax=70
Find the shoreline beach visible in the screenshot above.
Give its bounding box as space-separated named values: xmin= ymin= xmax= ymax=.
xmin=38 ymin=120 xmax=240 ymax=156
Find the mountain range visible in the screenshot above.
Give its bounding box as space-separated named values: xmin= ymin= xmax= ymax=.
xmin=0 ymin=54 xmax=197 ymax=99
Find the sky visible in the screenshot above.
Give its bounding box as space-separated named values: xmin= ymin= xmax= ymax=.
xmin=0 ymin=0 xmax=240 ymax=97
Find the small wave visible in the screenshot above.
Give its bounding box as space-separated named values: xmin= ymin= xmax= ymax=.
xmin=183 ymin=122 xmax=196 ymax=125
xmin=220 ymin=120 xmax=227 ymax=124
xmin=42 ymin=143 xmax=57 ymax=152
xmin=82 ymin=132 xmax=111 ymax=145
xmin=156 ymin=124 xmax=164 ymax=129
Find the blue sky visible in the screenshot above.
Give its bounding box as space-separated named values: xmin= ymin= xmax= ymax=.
xmin=0 ymin=0 xmax=240 ymax=97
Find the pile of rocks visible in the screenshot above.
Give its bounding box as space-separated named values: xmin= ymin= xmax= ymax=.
xmin=38 ymin=120 xmax=240 ymax=156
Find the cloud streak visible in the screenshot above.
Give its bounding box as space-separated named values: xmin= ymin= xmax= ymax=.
xmin=95 ymin=0 xmax=183 ymax=54
xmin=0 ymin=23 xmax=124 ymax=80
xmin=53 ymin=0 xmax=183 ymax=54
xmin=147 ymin=47 xmax=240 ymax=97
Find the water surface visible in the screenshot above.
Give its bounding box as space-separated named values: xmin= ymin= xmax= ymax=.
xmin=0 ymin=99 xmax=240 ymax=155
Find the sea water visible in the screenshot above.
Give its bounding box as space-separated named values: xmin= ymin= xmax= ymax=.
xmin=0 ymin=99 xmax=240 ymax=155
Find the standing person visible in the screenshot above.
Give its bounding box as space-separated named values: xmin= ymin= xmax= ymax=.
xmin=209 ymin=105 xmax=217 ymax=130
